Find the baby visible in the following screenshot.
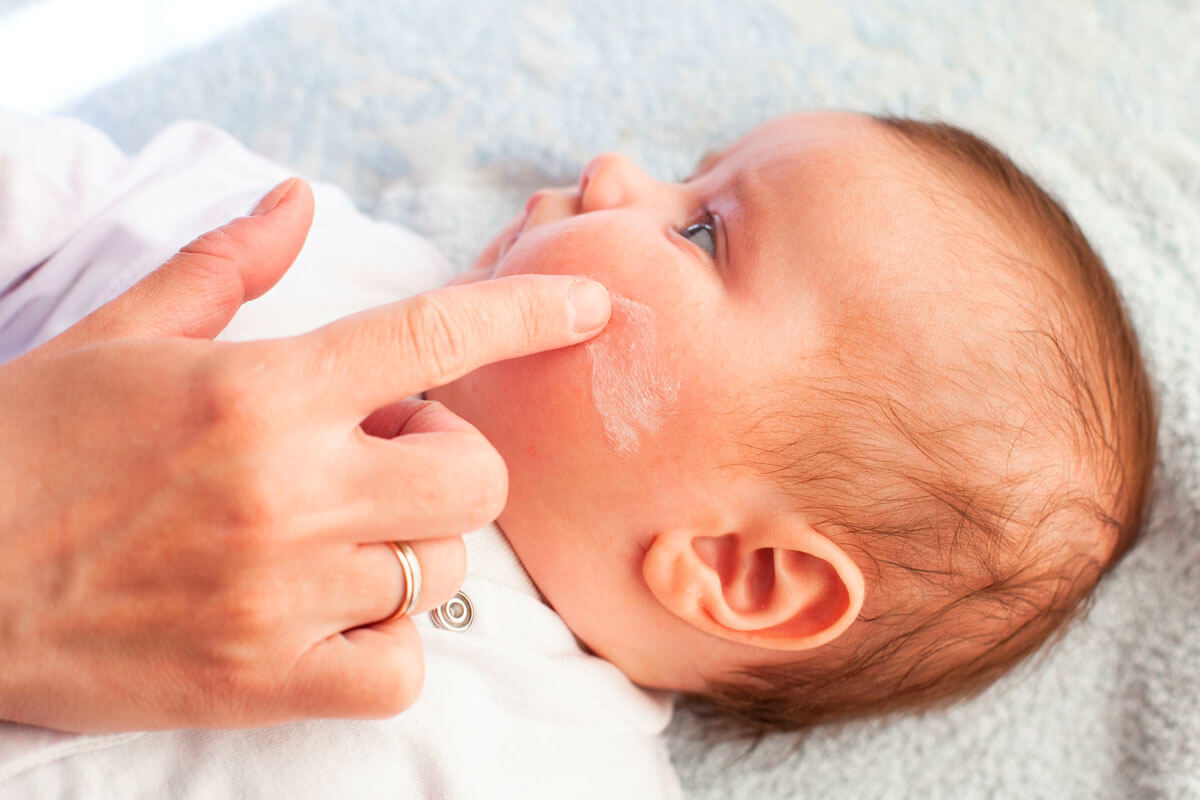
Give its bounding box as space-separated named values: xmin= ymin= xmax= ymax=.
xmin=429 ymin=110 xmax=1156 ymax=736
xmin=0 ymin=110 xmax=1154 ymax=795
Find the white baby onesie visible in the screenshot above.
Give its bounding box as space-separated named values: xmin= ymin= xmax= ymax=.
xmin=0 ymin=114 xmax=684 ymax=800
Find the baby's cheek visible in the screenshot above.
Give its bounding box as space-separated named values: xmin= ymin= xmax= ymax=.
xmin=492 ymin=217 xmax=670 ymax=293
xmin=464 ymin=296 xmax=681 ymax=484
xmin=487 ymin=219 xmax=697 ymax=455
xmin=584 ymin=295 xmax=680 ymax=455
xmin=453 ymin=348 xmax=596 ymax=511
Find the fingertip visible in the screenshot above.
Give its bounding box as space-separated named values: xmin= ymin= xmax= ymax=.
xmin=567 ymin=279 xmax=611 ymax=337
xmin=287 ymin=177 xmax=316 ymax=218
xmin=237 ymin=178 xmax=315 ymax=301
xmin=249 ymin=177 xmax=309 ymax=217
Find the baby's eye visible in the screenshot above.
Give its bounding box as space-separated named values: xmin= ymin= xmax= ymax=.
xmin=680 ymin=218 xmax=717 ymax=260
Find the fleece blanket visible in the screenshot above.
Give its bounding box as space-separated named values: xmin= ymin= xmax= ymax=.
xmin=16 ymin=0 xmax=1199 ymax=797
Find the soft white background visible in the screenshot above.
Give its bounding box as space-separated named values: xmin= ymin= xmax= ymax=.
xmin=1 ymin=1 xmax=1196 ymax=797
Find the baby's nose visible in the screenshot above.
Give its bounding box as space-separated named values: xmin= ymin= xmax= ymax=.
xmin=578 ymin=152 xmax=649 ymax=213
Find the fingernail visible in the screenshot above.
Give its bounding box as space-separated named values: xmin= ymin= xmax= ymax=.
xmin=249 ymin=178 xmax=298 ymax=216
xmin=567 ymin=280 xmax=611 ymax=334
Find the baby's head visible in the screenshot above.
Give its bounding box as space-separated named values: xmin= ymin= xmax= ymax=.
xmin=427 ymin=112 xmax=1156 ymax=738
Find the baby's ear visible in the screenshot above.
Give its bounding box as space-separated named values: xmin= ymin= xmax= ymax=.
xmin=641 ymin=518 xmax=864 ymax=651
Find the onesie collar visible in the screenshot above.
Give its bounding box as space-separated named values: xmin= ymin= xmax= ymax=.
xmin=462 ymin=523 xmax=543 ymax=600
xmin=417 ymin=523 xmax=676 ymax=735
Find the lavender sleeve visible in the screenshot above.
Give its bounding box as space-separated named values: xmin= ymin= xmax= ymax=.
xmin=0 ymin=112 xmax=290 ymax=362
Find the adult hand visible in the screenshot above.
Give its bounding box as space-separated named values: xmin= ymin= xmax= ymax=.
xmin=0 ymin=179 xmax=610 ymax=733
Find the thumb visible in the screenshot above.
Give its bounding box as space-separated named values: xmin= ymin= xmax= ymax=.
xmin=49 ymin=178 xmax=314 ymax=351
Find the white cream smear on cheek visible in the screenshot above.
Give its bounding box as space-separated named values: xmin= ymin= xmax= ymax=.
xmin=584 ymin=295 xmax=679 ymax=453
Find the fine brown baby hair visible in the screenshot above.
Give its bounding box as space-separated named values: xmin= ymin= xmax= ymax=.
xmin=679 ymin=115 xmax=1157 ymax=745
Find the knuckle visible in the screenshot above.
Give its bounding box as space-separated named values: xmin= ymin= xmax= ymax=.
xmin=367 ymin=650 xmax=424 ymax=717
xmin=211 ymin=469 xmax=284 ymax=551
xmin=218 ymin=584 xmax=284 ymax=642
xmin=184 ymin=352 xmax=285 ymax=547
xmin=180 ymin=226 xmax=241 ymax=265
xmin=189 ymin=351 xmax=266 ymax=433
xmin=400 ymin=294 xmax=469 ymax=383
xmin=175 ymin=228 xmax=247 ymax=295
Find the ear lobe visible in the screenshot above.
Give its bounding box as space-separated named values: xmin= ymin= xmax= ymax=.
xmin=642 ymin=522 xmax=865 ymax=651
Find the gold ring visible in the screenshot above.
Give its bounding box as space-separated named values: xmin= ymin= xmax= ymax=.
xmin=381 ymin=541 xmax=422 ymax=623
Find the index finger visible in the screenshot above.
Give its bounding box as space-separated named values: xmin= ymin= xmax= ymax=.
xmin=291 ymin=274 xmax=610 ymax=416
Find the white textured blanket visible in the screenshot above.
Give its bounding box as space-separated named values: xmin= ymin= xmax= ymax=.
xmin=29 ymin=0 xmax=1200 ymax=796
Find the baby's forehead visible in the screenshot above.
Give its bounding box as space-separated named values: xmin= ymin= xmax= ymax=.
xmin=724 ymin=116 xmax=1048 ymax=396
xmin=717 ymin=112 xmax=909 ymax=184
xmin=722 ymin=113 xmax=1009 ymax=302
xmin=720 ymin=114 xmax=969 ymax=244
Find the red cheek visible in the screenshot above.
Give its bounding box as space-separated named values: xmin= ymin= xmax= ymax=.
xmin=526 ymin=445 xmax=538 ymax=458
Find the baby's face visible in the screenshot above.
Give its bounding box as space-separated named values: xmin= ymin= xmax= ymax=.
xmin=429 ymin=112 xmax=948 ymax=689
